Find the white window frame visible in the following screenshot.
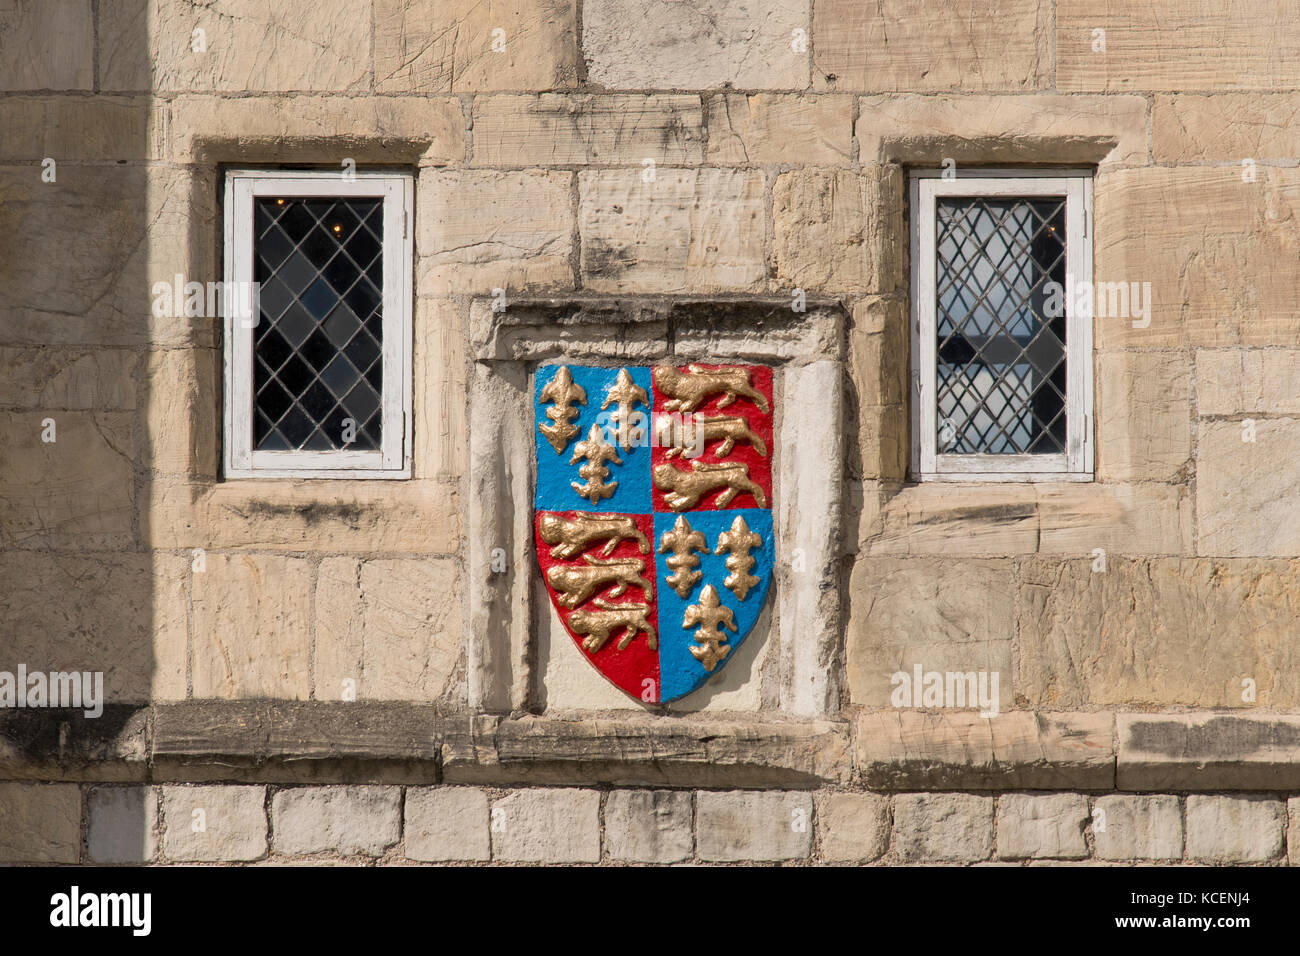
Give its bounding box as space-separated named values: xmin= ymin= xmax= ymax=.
xmin=909 ymin=168 xmax=1094 ymax=482
xmin=223 ymin=169 xmax=413 ymax=479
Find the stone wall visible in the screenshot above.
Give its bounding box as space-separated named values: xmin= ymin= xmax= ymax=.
xmin=4 ymin=0 xmax=1300 ymax=864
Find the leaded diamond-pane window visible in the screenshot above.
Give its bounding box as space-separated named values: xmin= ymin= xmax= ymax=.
xmin=910 ymin=172 xmax=1093 ymax=480
xmin=224 ymin=172 xmax=412 ymax=478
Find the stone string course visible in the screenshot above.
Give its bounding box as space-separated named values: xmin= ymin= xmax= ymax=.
xmin=1 ymin=782 xmax=1296 ymax=866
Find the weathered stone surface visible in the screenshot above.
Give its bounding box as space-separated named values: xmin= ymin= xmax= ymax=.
xmin=375 ymin=0 xmax=578 ymax=93
xmin=100 ymin=0 xmax=371 ymax=92
xmin=405 ymin=787 xmax=491 ymax=862
xmin=0 ymin=412 xmax=133 ymax=548
xmin=856 ymin=711 xmax=1114 ymax=790
xmin=859 ymin=482 xmax=1192 ymax=557
xmin=1058 ymin=1 xmax=1300 ymax=92
xmin=1096 ymin=350 xmax=1191 ymax=482
xmin=272 ymin=786 xmax=402 ymax=856
xmin=419 ymin=169 xmax=574 ymax=294
xmin=1093 ymin=794 xmax=1183 ymax=861
xmin=584 ymin=0 xmax=808 ymax=91
xmin=818 ymin=792 xmax=888 ymax=862
xmin=0 ymin=551 xmax=187 ymax=703
xmin=814 ymin=0 xmax=1050 ymax=92
xmin=169 ymin=95 xmax=464 ymax=165
xmin=858 ymin=94 xmax=1148 ymax=167
xmin=144 ymin=348 xmax=218 ymax=477
xmin=190 ymin=553 xmax=312 ymax=700
xmin=0 ymin=0 xmax=94 ymax=90
xmin=474 ymin=94 xmax=703 ymax=166
xmin=1021 ymin=559 xmax=1300 ymax=709
xmin=0 ymin=96 xmax=159 ymax=160
xmin=1154 ymin=93 xmax=1300 ymax=162
xmin=161 ymin=785 xmax=267 ymax=862
xmin=1185 ymin=795 xmax=1285 ymax=862
xmin=847 ymin=296 xmax=909 ymax=480
xmin=491 ymin=789 xmax=600 ymax=862
xmin=1118 ymin=713 xmax=1300 ymax=790
xmin=1094 ymin=166 xmax=1300 ymax=348
xmin=0 ymin=782 xmax=81 ymax=863
xmin=892 ymin=792 xmax=992 ymax=862
xmin=88 ymin=786 xmax=158 ymax=863
xmin=0 ymin=347 xmax=138 ymax=410
xmin=415 ymin=298 xmax=467 ymax=479
xmin=148 ymin=477 xmax=460 ymax=552
xmin=707 ymin=94 xmax=851 ymax=165
xmin=579 ymin=168 xmax=765 ymax=294
xmin=847 ymin=558 xmax=1015 ymax=709
xmin=1197 ymin=419 xmax=1300 ymax=556
xmin=605 ymin=790 xmax=693 ymax=863
xmin=1290 ymin=798 xmax=1300 ymax=865
xmin=1198 ymin=349 xmax=1300 ymax=415
xmin=696 ymin=791 xmax=813 ymax=862
xmin=314 ymin=558 xmax=462 ymax=703
xmin=997 ymin=793 xmax=1088 ymax=860
xmin=773 ymin=167 xmax=896 ymax=293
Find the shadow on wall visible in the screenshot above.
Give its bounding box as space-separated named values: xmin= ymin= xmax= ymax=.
xmin=0 ymin=0 xmax=155 ymax=862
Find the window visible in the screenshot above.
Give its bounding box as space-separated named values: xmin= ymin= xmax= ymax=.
xmin=223 ymin=170 xmax=413 ymax=478
xmin=909 ymin=169 xmax=1094 ymax=481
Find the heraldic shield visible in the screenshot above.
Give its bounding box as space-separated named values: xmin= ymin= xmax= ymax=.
xmin=534 ymin=363 xmax=774 ymax=704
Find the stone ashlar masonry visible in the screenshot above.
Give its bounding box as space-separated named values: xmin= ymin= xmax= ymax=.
xmin=7 ymin=0 xmax=1300 ymax=863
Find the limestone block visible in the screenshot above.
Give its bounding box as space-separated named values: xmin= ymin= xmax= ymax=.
xmin=419 ymin=169 xmax=574 ymax=294
xmin=474 ymin=94 xmax=703 ymax=167
xmin=605 ymin=790 xmax=693 ymax=863
xmin=1197 ymin=348 xmax=1300 ymax=415
xmin=856 ymin=711 xmax=1114 ymax=790
xmin=1092 ymin=795 xmax=1183 ymax=861
xmin=404 ymin=787 xmax=490 ymax=862
xmin=0 ymin=96 xmax=159 ymax=160
xmin=1034 ymin=482 xmax=1192 ymax=556
xmin=1019 ymin=557 xmax=1300 ymax=708
xmin=707 ymin=94 xmax=851 ymax=165
xmin=846 ymin=558 xmax=1015 ymax=709
xmin=1290 ymin=798 xmax=1300 ymax=865
xmin=696 ymin=791 xmax=813 ymax=862
xmin=997 ymin=793 xmax=1088 ymax=860
xmin=314 ymin=557 xmax=462 ymax=703
xmin=415 ymin=298 xmax=467 ymax=480
xmin=773 ymin=167 xmax=895 ymax=293
xmin=579 ymin=168 xmax=765 ymax=294
xmin=1197 ymin=419 xmax=1300 ymax=557
xmin=144 ymin=348 xmax=219 ymax=477
xmin=1185 ymin=795 xmax=1285 ymax=863
xmin=490 ymin=789 xmax=600 ymax=862
xmin=584 ymin=0 xmax=809 ymax=91
xmin=817 ymin=792 xmax=888 ymax=862
xmin=374 ymin=0 xmax=578 ymax=93
xmin=100 ymin=0 xmax=371 ymax=92
xmin=891 ymin=793 xmax=992 ymax=862
xmin=190 ymin=553 xmax=312 ymax=700
xmin=1093 ymin=166 xmax=1300 ymax=348
xmin=0 ymin=411 xmax=133 ymax=548
xmin=0 ymin=347 xmax=139 ymax=410
xmin=1097 ymin=350 xmax=1191 ymax=482
xmin=1155 ymin=93 xmax=1300 ymax=162
xmin=0 ymin=0 xmax=93 ymax=90
xmin=272 ymin=786 xmax=402 ymax=857
xmin=813 ymin=0 xmax=1050 ymax=92
xmin=88 ymin=786 xmax=158 ymax=863
xmin=169 ymin=95 xmax=464 ymax=165
xmin=161 ymin=785 xmax=267 ymax=862
xmin=1117 ymin=713 xmax=1300 ymax=790
xmin=857 ymin=94 xmax=1148 ymax=167
xmin=1058 ymin=1 xmax=1300 ymax=92
xmin=0 ymin=782 xmax=81 ymax=863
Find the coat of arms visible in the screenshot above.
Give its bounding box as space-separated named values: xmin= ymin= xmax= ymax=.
xmin=534 ymin=363 xmax=774 ymax=704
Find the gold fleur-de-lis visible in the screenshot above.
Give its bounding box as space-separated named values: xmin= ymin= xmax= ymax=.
xmin=538 ymin=365 xmax=587 ymax=454
xmin=657 ymin=514 xmax=709 ymax=598
xmin=714 ymin=515 xmax=763 ymax=601
xmin=601 ymin=368 xmax=649 ymax=451
xmin=570 ymin=423 xmax=621 ymax=505
xmin=683 ymin=584 xmax=738 ymax=672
